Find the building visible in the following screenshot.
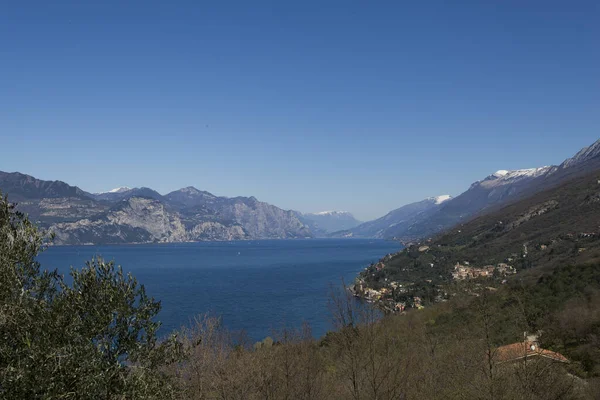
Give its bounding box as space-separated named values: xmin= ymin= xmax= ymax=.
xmin=493 ymin=341 xmax=569 ymax=364
xmin=365 ymin=289 xmax=382 ymax=300
xmin=452 ymin=262 xmax=515 ymax=280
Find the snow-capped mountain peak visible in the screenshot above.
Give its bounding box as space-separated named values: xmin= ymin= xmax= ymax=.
xmin=95 ymin=186 xmax=132 ymax=195
xmin=561 ymin=138 xmax=600 ymax=168
xmin=434 ymin=195 xmax=452 ymax=204
xmin=425 ymin=195 xmax=452 ymax=205
xmin=480 ymin=167 xmax=552 ymax=187
xmin=299 ymin=210 xmax=362 ymax=234
xmin=313 ymin=210 xmax=349 ymax=216
xmin=108 ymin=186 xmax=132 ymax=193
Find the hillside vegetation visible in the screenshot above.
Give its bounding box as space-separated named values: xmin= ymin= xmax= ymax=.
xmin=3 ymin=188 xmax=600 ymax=399
xmin=337 ymin=139 xmax=600 ymax=242
xmin=354 ymin=167 xmax=600 ymax=308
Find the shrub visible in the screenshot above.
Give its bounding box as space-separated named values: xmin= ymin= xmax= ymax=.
xmin=0 ymin=193 xmax=181 ymax=399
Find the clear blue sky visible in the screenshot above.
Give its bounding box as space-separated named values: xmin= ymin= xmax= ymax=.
xmin=1 ymin=1 xmax=598 ymax=220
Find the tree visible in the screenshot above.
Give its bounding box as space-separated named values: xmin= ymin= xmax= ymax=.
xmin=0 ymin=193 xmax=181 ymax=399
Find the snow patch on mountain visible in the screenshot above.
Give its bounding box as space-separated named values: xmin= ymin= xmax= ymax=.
xmin=495 ymin=167 xmax=551 ymax=180
xmin=299 ymin=210 xmax=362 ymax=235
xmin=313 ymin=210 xmax=349 ymax=216
xmin=561 ymin=139 xmax=600 ymax=168
xmin=434 ymin=195 xmax=452 ymax=204
xmin=425 ymin=195 xmax=452 ymax=205
xmin=96 ymin=186 xmax=132 ymax=194
xmin=479 ymin=167 xmax=552 ymax=188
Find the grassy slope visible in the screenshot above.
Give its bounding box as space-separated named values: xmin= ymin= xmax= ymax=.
xmin=359 ymin=167 xmax=600 ymax=295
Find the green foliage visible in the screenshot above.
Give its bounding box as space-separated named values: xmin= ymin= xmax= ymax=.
xmin=3 ymin=181 xmax=600 ymax=399
xmin=360 ymin=170 xmax=600 ymax=313
xmin=173 ymin=271 xmax=593 ymax=400
xmin=0 ymin=193 xmax=181 ymax=399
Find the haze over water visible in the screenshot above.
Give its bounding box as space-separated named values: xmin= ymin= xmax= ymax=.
xmin=38 ymin=239 xmax=401 ymax=341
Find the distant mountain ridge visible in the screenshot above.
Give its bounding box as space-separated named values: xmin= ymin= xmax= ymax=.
xmin=0 ymin=171 xmax=90 ymax=201
xmin=90 ymin=187 xmax=164 ymax=202
xmin=355 ymin=145 xmax=600 ymax=322
xmin=98 ymin=187 xmax=132 ymax=194
xmin=396 ymin=139 xmax=600 ymax=242
xmin=2 ymin=138 xmax=598 ymax=245
xmin=296 ymin=211 xmax=362 ymax=236
xmin=560 ymin=138 xmax=600 ymax=169
xmin=0 ymin=172 xmax=312 ymax=245
xmin=331 ymin=195 xmax=452 ymax=239
xmin=335 ymin=138 xmax=600 ymax=242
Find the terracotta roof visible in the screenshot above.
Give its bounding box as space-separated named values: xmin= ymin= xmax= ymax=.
xmin=494 ymin=341 xmax=569 ymax=363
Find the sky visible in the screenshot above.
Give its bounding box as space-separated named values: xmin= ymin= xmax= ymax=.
xmin=1 ymin=1 xmax=598 ymax=221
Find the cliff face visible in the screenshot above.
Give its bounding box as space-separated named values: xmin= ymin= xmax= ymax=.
xmin=50 ymin=198 xmax=187 ymax=244
xmin=0 ymin=172 xmax=312 ymax=245
xmin=221 ymin=197 xmax=312 ymax=239
xmin=48 ymin=196 xmax=311 ymax=245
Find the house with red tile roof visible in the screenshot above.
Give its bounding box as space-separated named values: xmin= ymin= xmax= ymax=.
xmin=493 ymin=341 xmax=569 ymax=364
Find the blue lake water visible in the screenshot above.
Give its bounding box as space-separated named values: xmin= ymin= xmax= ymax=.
xmin=37 ymin=239 xmax=400 ymax=341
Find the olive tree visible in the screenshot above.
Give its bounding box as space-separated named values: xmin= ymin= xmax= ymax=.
xmin=0 ymin=194 xmax=181 ymax=399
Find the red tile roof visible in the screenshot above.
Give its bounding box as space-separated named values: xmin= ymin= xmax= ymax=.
xmin=494 ymin=341 xmax=569 ymax=363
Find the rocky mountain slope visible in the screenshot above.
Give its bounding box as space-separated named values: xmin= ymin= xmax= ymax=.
xmin=396 ymin=167 xmax=556 ymax=241
xmin=296 ymin=211 xmax=362 ymax=236
xmin=331 ymin=196 xmax=452 ymax=239
xmin=398 ymin=139 xmax=600 ymax=242
xmin=0 ymin=171 xmax=89 ymax=201
xmin=0 ymin=172 xmax=311 ymax=245
xmin=349 ymin=138 xmax=600 ymax=242
xmin=89 ymin=187 xmax=164 ymax=202
xmin=356 ymin=159 xmax=600 ymax=312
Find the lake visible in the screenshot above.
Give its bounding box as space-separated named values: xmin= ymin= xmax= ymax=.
xmin=37 ymin=239 xmax=401 ymax=341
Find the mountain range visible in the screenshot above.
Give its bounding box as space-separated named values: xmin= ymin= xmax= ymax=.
xmin=331 ymin=196 xmax=452 ymax=239
xmin=1 ymin=138 xmax=598 ymax=245
xmin=295 ymin=211 xmax=362 ymax=236
xmin=0 ymin=173 xmax=312 ymax=244
xmin=357 ymin=138 xmax=600 ymax=309
xmin=335 ymin=138 xmax=600 ymax=242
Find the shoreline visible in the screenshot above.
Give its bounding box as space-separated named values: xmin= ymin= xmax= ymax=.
xmin=45 ymin=237 xmax=401 ymax=247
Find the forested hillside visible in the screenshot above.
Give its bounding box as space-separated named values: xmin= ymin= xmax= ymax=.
xmin=2 ymin=192 xmax=600 ymax=399
xmin=354 ymin=166 xmax=600 ymax=308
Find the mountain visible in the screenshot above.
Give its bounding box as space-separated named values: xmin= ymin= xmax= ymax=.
xmin=560 ymin=138 xmax=600 ymax=169
xmin=90 ymin=187 xmax=164 ymax=202
xmin=0 ymin=171 xmax=90 ymax=201
xmin=0 ymin=173 xmax=312 ymax=244
xmin=51 ymin=197 xmax=188 ymax=244
xmin=296 ymin=211 xmax=362 ymax=235
xmin=331 ymin=196 xmax=451 ymax=239
xmin=103 ymin=187 xmax=132 ymax=194
xmin=357 ymin=160 xmax=600 ymax=302
xmin=356 ymin=138 xmax=600 ymax=242
xmin=351 ymin=165 xmax=600 ymax=383
xmin=0 ymin=171 xmax=108 ymax=226
xmin=394 ymin=167 xmax=556 ymax=241
xmin=164 ymin=186 xmax=218 ymax=208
